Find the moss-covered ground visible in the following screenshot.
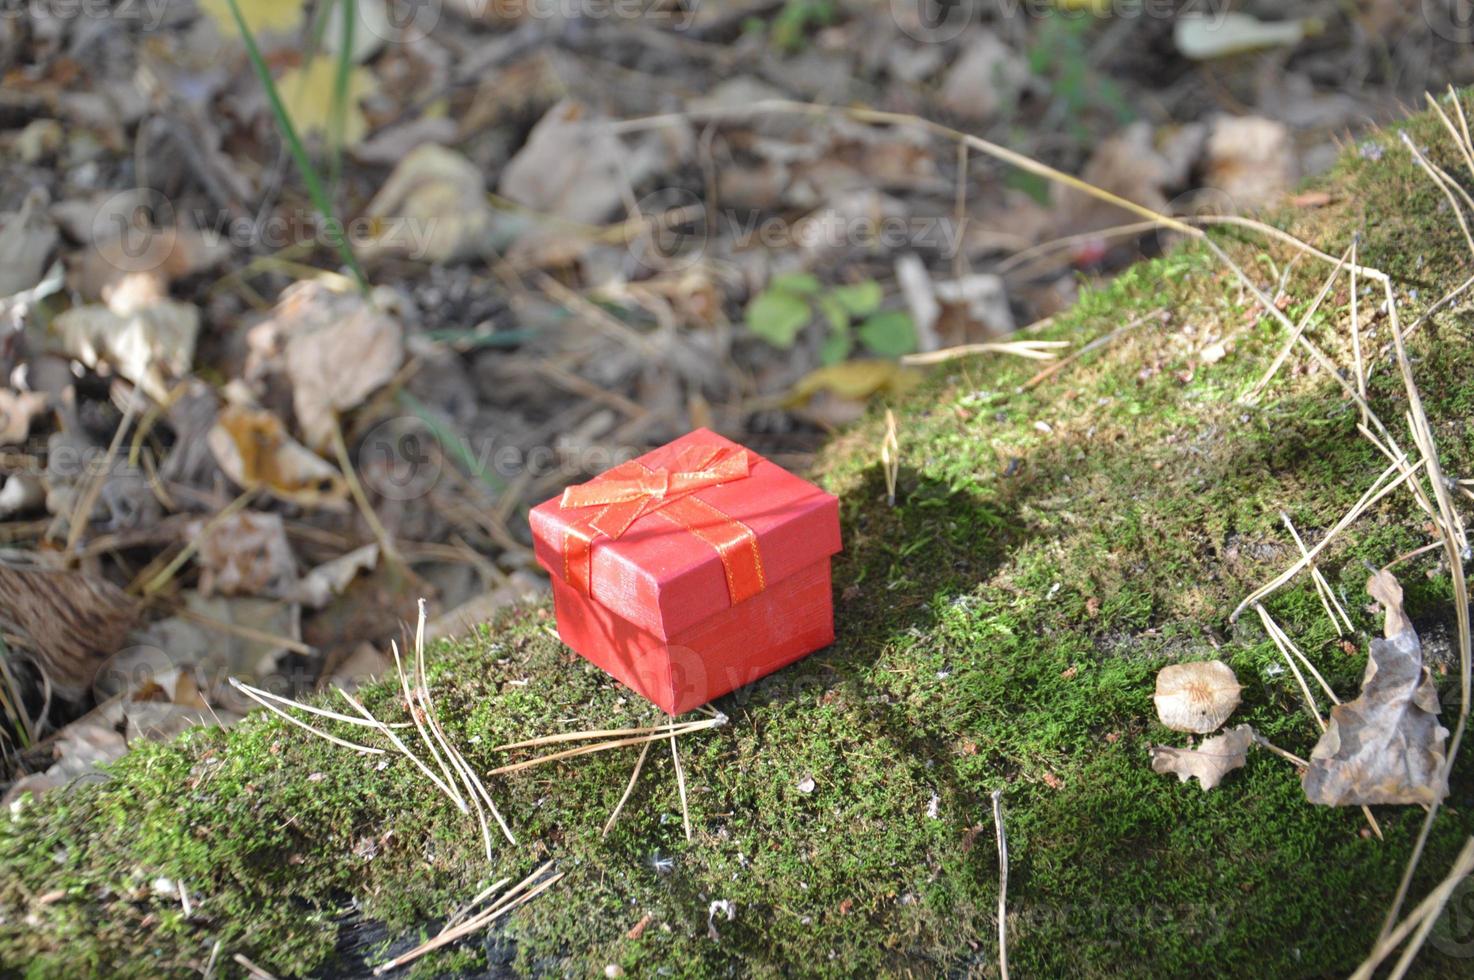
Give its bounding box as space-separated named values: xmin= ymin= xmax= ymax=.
xmin=7 ymin=101 xmax=1474 ymax=979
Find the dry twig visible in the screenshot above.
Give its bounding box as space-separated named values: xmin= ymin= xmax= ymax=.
xmin=991 ymin=789 xmax=1009 ymax=980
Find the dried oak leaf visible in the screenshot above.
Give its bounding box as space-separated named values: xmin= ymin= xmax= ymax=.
xmin=1154 ymin=659 xmax=1242 ymax=733
xmin=1302 ymin=573 xmax=1449 ymax=807
xmin=1150 ymin=724 xmax=1254 ymax=791
xmin=187 ymin=510 xmax=298 ymax=598
xmin=289 ymin=543 xmax=379 ymax=609
xmin=360 ymin=144 xmax=503 ymax=263
xmin=0 ymin=389 xmax=48 ymax=446
xmin=50 ymin=295 xmax=199 ymax=402
xmin=207 ymin=404 xmax=349 ymax=511
xmin=253 ymin=282 xmax=403 ymax=450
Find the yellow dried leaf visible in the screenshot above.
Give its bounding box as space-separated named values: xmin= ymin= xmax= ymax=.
xmin=787 ymin=360 xmax=923 ymax=405
xmin=276 ymin=56 xmax=375 ymax=147
xmin=197 ymin=0 xmax=304 ymax=36
xmin=207 ymin=405 xmax=348 ymax=511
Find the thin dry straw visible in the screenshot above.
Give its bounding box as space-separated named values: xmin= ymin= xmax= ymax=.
xmin=1200 ymin=236 xmax=1405 ymax=461
xmin=1255 ymin=605 xmax=1381 ymax=840
xmin=234 ymin=678 xmax=409 ymax=729
xmin=991 ymin=789 xmax=1009 ymax=980
xmin=1350 ymin=235 xmax=1367 ymax=426
xmin=455 ymin=749 xmax=517 ymax=845
xmin=410 ymin=604 xmax=493 ymax=861
xmin=487 ymin=718 xmax=725 ymax=776
xmin=900 ymin=339 xmax=1068 ymax=366
xmin=336 ymin=686 xmax=462 ymax=804
xmin=1255 ymin=605 xmax=1328 ymax=730
xmin=1020 ymin=312 xmax=1157 ymax=391
xmin=64 ymin=390 xmax=138 ymax=552
xmin=390 ymin=637 xmax=466 ymax=811
xmin=1201 ymin=229 xmax=1448 ymax=544
xmin=1257 ymin=605 xmax=1341 ymax=710
xmin=1243 ymin=244 xmax=1352 ymax=403
xmin=1280 ymin=512 xmax=1355 ymax=635
xmin=881 ymin=409 xmax=899 ymax=508
xmin=1383 ymin=279 xmax=1471 ymax=713
xmin=1428 ymin=88 xmax=1474 ymax=183
xmin=613 ymin=101 xmax=1395 ymax=293
xmin=1352 ymin=837 xmax=1474 ymax=980
xmin=1232 ymin=455 xmax=1422 ymax=621
xmin=492 ymin=718 xmax=720 ymax=752
xmin=670 ymin=732 xmax=692 ymax=841
xmin=1196 ymin=230 xmax=1436 ymax=538
xmin=608 ymin=100 xmax=1201 ymax=236
xmin=1401 ymin=132 xmax=1474 ymax=264
xmin=603 ymin=738 xmax=652 ymax=838
xmin=409 ymin=600 xmax=516 ymax=848
xmin=444 ymin=876 xmax=511 ymax=931
xmin=1251 ymin=732 xmax=1309 ymax=769
xmin=229 ymin=678 xmax=383 ymax=755
xmin=330 ymin=416 xmax=400 ymax=564
xmin=373 ymin=861 xmax=563 ymax=975
xmin=1374 ymin=267 xmax=1474 ymax=943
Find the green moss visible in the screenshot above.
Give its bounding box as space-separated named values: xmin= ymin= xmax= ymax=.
xmin=7 ymin=99 xmax=1474 ymax=978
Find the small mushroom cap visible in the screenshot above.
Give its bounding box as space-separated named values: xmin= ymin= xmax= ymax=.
xmin=1154 ymin=660 xmax=1242 ymax=733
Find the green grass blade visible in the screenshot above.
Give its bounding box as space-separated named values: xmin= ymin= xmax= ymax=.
xmin=398 ymin=392 xmax=507 ymax=494
xmin=223 ymin=0 xmax=368 ymax=293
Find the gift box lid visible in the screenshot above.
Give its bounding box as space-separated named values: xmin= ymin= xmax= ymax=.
xmin=530 ymin=429 xmax=841 ymax=640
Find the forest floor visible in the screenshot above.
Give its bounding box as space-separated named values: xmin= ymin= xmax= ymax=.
xmin=4 ymin=89 xmax=1474 ymax=977
xmin=3 ymin=2 xmax=1473 ymax=800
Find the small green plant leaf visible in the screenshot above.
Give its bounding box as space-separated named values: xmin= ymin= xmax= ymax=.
xmin=819 ymin=331 xmax=852 ymax=365
xmin=746 ymin=289 xmax=812 ymax=349
xmin=817 ymin=293 xmax=849 ymax=333
xmin=770 ymin=272 xmax=823 ymax=295
xmin=857 ymin=311 xmax=918 ymax=357
xmin=830 ymin=281 xmax=883 ymax=318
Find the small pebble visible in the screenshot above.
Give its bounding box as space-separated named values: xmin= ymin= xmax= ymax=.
xmin=797 ymin=775 xmax=816 ymax=794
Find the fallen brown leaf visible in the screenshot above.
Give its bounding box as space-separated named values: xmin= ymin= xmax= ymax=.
xmin=626 ymin=913 xmax=653 ymax=941
xmin=188 ymin=510 xmax=297 ymax=598
xmin=207 ymin=404 xmax=349 ymax=511
xmin=1302 ymin=573 xmax=1449 ymax=807
xmin=249 ymin=282 xmax=403 ymax=450
xmin=0 ymin=389 xmax=48 ymax=446
xmin=360 ymin=144 xmax=502 ymax=263
xmin=1150 ymin=724 xmax=1254 ymax=791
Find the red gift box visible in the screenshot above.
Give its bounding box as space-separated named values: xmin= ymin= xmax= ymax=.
xmin=530 ymin=429 xmax=841 ymax=715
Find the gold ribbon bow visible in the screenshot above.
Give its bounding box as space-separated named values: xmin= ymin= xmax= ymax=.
xmin=557 ymin=444 xmax=766 ymax=606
